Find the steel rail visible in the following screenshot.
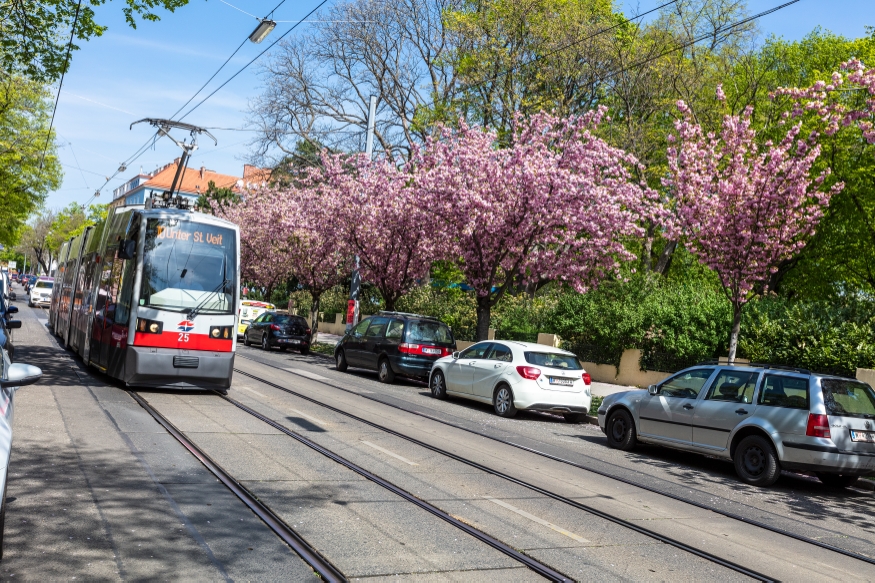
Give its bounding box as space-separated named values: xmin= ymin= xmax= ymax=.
xmin=233 ymin=367 xmax=777 ymax=582
xmin=215 ymin=393 xmax=573 ymax=583
xmin=128 ymin=391 xmax=347 ymax=583
xmin=236 ymin=352 xmax=875 ymax=568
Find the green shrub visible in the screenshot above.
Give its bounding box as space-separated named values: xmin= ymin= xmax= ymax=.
xmin=396 ymin=284 xmax=478 ymax=341
xmin=552 ymin=275 xmax=731 ymax=368
xmin=739 ymin=297 xmax=875 ymax=377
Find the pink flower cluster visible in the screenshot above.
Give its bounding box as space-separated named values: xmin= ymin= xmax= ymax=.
xmin=663 ymin=104 xmax=841 ymax=308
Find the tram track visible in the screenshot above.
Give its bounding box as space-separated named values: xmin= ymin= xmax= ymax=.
xmin=234 ymin=353 xmax=875 ymax=568
xmin=231 ymin=366 xmax=777 ymax=582
xmin=130 ymin=389 xmax=575 ymax=582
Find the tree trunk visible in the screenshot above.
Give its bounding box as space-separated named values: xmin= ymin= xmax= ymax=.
xmin=383 ymin=292 xmax=396 ymax=312
xmin=309 ymin=293 xmax=321 ymax=345
xmin=641 ymin=223 xmax=655 ymax=273
xmin=727 ymin=303 xmax=742 ymax=364
xmin=475 ymin=296 xmax=492 ymax=341
xmin=654 ymin=241 xmax=677 ymax=275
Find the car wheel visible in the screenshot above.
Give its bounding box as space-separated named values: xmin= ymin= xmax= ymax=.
xmin=493 ymin=384 xmax=517 ymax=418
xmin=816 ymin=473 xmax=859 ymax=488
xmin=734 ymin=435 xmax=781 ymax=487
xmin=261 ymin=335 xmax=270 ymax=351
xmin=606 ymin=409 xmax=637 ymax=450
xmin=378 ymin=358 xmax=395 ymax=384
xmin=336 ymin=349 xmax=348 ymax=372
xmin=243 ymin=332 xmax=251 ymax=347
xmin=299 ymin=347 xmax=310 ymax=356
xmin=430 ymin=370 xmax=447 ymax=399
xmin=563 ymin=413 xmax=587 ymax=424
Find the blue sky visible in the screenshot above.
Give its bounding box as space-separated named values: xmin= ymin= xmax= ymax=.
xmin=48 ymin=0 xmax=875 ymax=209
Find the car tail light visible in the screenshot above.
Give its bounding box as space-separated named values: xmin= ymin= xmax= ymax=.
xmin=399 ymin=343 xmax=452 ymax=357
xmin=582 ymin=372 xmax=592 ymax=385
xmin=305 ymin=328 xmax=311 ymax=335
xmin=516 ymin=366 xmax=541 ymax=380
xmin=806 ymin=413 xmax=831 ymax=438
xmin=270 ymin=324 xmax=281 ymax=331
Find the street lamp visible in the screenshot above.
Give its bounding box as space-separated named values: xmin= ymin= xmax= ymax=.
xmin=249 ymin=19 xmax=277 ymax=44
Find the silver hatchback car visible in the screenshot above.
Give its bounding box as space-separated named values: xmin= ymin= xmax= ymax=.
xmin=598 ymin=364 xmax=875 ymax=487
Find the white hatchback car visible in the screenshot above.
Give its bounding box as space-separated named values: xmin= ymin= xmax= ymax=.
xmin=428 ymin=341 xmax=592 ymax=422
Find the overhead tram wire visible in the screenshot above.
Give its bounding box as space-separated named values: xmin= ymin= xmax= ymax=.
xmin=38 ymin=0 xmax=83 ymax=174
xmin=428 ymin=0 xmax=802 ymax=111
xmin=169 ymin=0 xmax=292 ymax=121
xmin=177 ymin=0 xmax=331 ymax=122
xmin=80 ymin=0 xmax=294 ymax=207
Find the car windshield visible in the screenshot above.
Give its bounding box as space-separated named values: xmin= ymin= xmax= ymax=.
xmin=34 ymin=281 xmax=53 ymax=289
xmin=141 ymin=218 xmax=237 ymax=314
xmin=822 ymin=379 xmax=875 ymax=418
xmin=405 ymin=320 xmax=453 ymax=344
xmin=524 ymin=352 xmax=583 ymax=370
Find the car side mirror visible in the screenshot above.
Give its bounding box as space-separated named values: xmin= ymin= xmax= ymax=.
xmin=117 ymin=239 xmax=136 ymax=260
xmin=8 ymin=293 xmax=15 ymax=301
xmin=7 ymin=306 xmax=18 ymax=314
xmin=6 ymin=320 xmax=21 ymax=330
xmin=647 ymin=384 xmax=659 ymax=396
xmin=2 ymin=363 xmax=41 ymax=388
xmin=452 ymin=351 xmax=460 ymax=359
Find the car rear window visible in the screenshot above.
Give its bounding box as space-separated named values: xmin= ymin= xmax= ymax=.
xmin=274 ymin=314 xmax=306 ymax=325
xmin=35 ymin=281 xmax=53 ymax=289
xmin=405 ymin=320 xmax=453 ymax=344
xmin=524 ymin=352 xmax=582 ymax=370
xmin=822 ymin=379 xmax=875 ymax=418
xmin=759 ymin=374 xmax=809 ymax=409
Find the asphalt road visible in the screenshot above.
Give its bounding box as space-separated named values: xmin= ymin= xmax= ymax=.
xmin=1 ymin=291 xmax=873 ymax=581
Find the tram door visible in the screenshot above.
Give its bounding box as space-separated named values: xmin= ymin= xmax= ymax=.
xmin=90 ymin=256 xmax=121 ymax=370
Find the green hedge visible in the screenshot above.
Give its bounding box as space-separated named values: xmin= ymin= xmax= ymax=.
xmin=552 ymin=276 xmax=731 ymax=367
xmin=738 ymin=297 xmax=875 ymax=377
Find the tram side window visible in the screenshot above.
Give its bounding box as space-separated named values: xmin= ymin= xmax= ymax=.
xmin=95 ymin=258 xmax=113 ymax=318
xmin=107 ymin=259 xmax=124 ymax=324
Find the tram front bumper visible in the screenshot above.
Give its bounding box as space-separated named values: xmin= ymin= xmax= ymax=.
xmin=125 ymin=347 xmax=235 ymax=390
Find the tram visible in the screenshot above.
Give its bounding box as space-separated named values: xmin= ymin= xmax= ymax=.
xmin=49 ymin=198 xmax=240 ymax=390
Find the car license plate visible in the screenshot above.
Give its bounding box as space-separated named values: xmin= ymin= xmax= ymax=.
xmin=549 ymin=377 xmax=574 ymax=386
xmin=282 ymin=339 xmax=300 ymax=344
xmin=422 ymin=347 xmax=441 ymax=355
xmin=850 ymin=430 xmax=875 ymax=443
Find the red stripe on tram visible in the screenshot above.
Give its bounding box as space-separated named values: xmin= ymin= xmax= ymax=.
xmin=133 ymin=332 xmax=234 ymax=352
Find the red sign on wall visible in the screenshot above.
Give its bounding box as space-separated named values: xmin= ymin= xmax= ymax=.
xmin=346 ymin=299 xmax=357 ymax=325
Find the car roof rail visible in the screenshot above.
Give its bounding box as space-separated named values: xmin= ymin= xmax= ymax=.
xmin=376 ymin=310 xmax=439 ymax=320
xmin=694 ymin=359 xmax=811 ymax=374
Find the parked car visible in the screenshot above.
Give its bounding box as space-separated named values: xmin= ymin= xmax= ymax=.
xmin=27 ymin=277 xmax=53 ymax=308
xmin=244 ymin=312 xmax=312 ymax=354
xmin=335 ymin=312 xmax=456 ymax=383
xmin=0 ymin=296 xmax=19 ymax=361
xmin=428 ymin=341 xmax=592 ymax=422
xmin=0 ymin=347 xmax=42 ymax=558
xmin=598 ymin=363 xmax=875 ymax=488
xmin=237 ymin=300 xmax=276 ymax=338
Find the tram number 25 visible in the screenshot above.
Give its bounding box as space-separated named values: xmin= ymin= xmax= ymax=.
xmin=178 ymin=333 xmax=190 ymax=343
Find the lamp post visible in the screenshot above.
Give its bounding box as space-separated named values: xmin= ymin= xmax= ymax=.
xmin=346 ymin=95 xmax=378 ymax=331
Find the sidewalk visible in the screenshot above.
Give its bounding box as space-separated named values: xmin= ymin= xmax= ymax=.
xmin=2 ymin=295 xmax=314 ymax=579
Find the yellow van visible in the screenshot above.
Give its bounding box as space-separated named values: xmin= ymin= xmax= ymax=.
xmin=237 ymin=300 xmax=276 ymax=338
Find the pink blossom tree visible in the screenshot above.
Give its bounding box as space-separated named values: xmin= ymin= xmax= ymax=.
xmin=663 ymin=96 xmax=842 ymax=362
xmin=415 ymin=109 xmax=653 ymax=341
xmin=323 ymin=153 xmax=438 ymax=311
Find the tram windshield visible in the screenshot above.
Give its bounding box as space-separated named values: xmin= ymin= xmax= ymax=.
xmin=141 ymin=218 xmax=236 ymax=314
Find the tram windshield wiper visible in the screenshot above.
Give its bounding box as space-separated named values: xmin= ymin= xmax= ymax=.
xmin=187 ymin=277 xmax=231 ymax=320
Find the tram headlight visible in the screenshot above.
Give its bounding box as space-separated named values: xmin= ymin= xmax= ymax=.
xmin=210 ymin=326 xmax=233 ymax=340
xmin=137 ymin=318 xmax=163 ymax=334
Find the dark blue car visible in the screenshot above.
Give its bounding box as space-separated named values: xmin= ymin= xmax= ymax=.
xmin=334 ymin=312 xmax=456 ymax=383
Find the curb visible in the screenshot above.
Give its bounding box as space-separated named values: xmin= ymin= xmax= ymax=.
xmin=854 ymin=479 xmax=875 ymax=492
xmin=585 ymin=415 xmax=599 ymax=426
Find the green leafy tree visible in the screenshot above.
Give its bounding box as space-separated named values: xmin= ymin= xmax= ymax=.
xmin=195 ymin=180 xmax=239 ymax=214
xmin=0 ymin=73 xmax=61 ymax=247
xmin=1 ymin=0 xmax=191 ymax=82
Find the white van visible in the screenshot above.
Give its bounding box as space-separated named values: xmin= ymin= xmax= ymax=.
xmin=237 ymin=300 xmax=276 ymax=339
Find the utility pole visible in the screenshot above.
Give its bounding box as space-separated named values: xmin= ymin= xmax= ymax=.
xmin=346 ymin=95 xmax=378 ymax=332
